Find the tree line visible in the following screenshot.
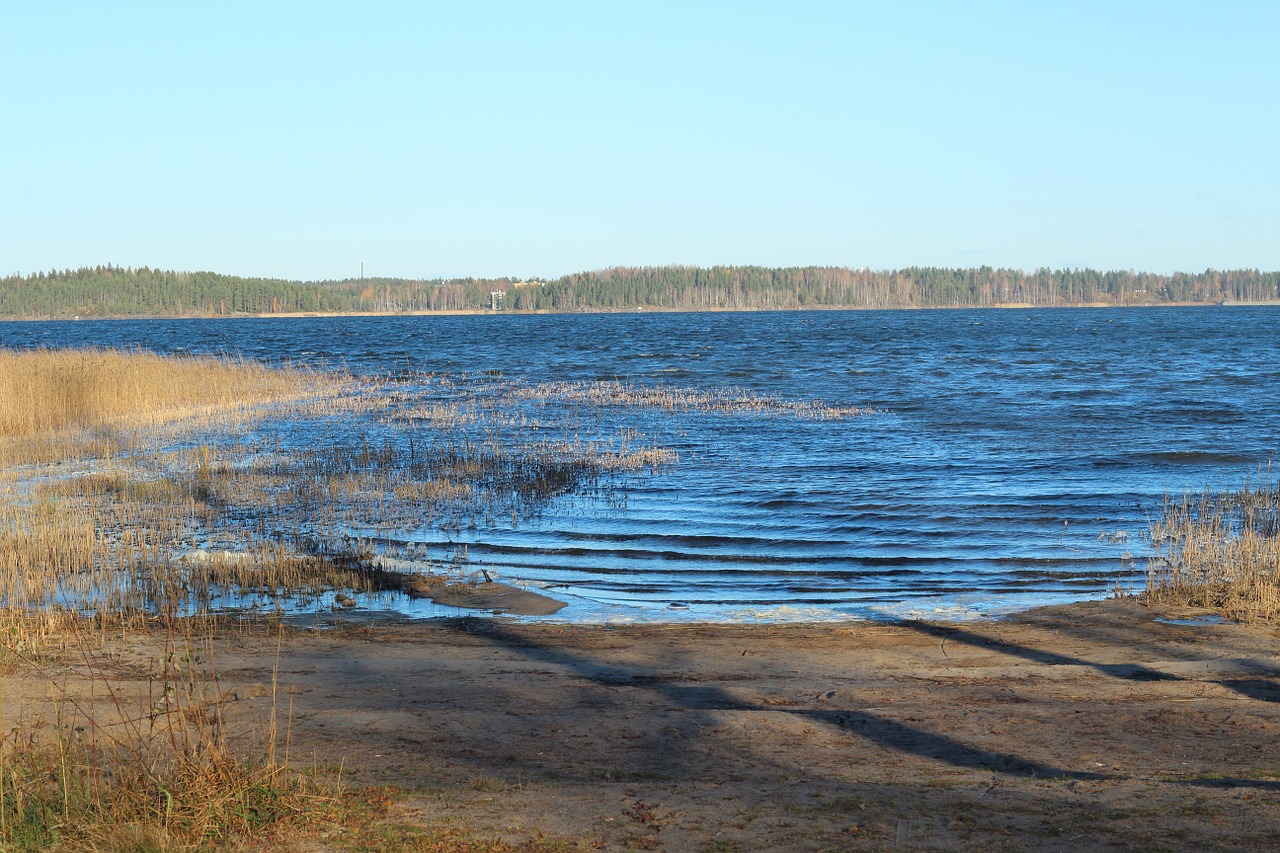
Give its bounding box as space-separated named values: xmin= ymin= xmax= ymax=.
xmin=1 ymin=263 xmax=1277 ymax=318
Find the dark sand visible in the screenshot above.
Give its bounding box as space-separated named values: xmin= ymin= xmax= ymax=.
xmin=6 ymin=599 xmax=1280 ymax=850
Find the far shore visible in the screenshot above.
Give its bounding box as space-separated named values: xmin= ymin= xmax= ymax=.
xmin=5 ymin=299 xmax=1280 ymax=323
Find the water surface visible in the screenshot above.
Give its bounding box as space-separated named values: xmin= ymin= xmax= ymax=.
xmin=5 ymin=307 xmax=1277 ymax=622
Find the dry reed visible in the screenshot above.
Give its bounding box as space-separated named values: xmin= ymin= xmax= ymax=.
xmin=0 ymin=348 xmax=342 ymax=467
xmin=1143 ymin=477 xmax=1280 ymax=621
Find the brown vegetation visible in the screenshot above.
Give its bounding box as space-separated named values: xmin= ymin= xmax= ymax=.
xmin=0 ymin=348 xmax=330 ymax=463
xmin=1144 ymin=476 xmax=1280 ymax=620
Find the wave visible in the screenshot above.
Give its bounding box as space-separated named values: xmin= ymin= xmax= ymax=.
xmin=1129 ymin=450 xmax=1258 ymax=465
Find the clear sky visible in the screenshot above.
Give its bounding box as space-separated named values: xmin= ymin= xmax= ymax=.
xmin=3 ymin=1 xmax=1277 ymax=281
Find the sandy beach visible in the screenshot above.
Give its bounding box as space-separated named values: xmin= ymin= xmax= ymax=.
xmin=6 ymin=599 xmax=1280 ymax=851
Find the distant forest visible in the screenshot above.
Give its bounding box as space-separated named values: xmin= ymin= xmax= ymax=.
xmin=1 ymin=264 xmax=1278 ymax=318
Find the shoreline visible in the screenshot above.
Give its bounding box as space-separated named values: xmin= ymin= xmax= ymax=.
xmin=313 ymin=582 xmax=1123 ymax=625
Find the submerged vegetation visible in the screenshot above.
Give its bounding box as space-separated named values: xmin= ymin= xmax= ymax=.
xmin=0 ymin=353 xmax=693 ymax=627
xmin=507 ymin=379 xmax=874 ymax=419
xmin=0 ymin=347 xmax=869 ymax=626
xmin=2 ymin=263 xmax=1279 ymax=318
xmin=1143 ymin=476 xmax=1280 ymax=621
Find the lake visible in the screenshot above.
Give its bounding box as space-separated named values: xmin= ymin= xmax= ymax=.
xmin=4 ymin=306 xmax=1278 ymax=622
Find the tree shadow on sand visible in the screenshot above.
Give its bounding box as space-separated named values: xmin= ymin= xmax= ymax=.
xmin=897 ymin=619 xmax=1280 ymax=703
xmin=440 ymin=619 xmax=1110 ymax=781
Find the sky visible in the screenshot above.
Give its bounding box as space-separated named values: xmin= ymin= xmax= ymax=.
xmin=2 ymin=1 xmax=1277 ymax=281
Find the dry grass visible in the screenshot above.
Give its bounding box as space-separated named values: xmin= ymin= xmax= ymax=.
xmin=1 ymin=621 xmax=575 ymax=852
xmin=1143 ymin=477 xmax=1280 ymax=620
xmin=2 ymin=622 xmax=318 ymax=850
xmin=0 ymin=348 xmax=340 ymax=467
xmin=0 ymin=348 xmax=356 ymax=627
xmin=0 ymin=348 xmax=308 ymax=437
xmin=2 ymin=612 xmax=592 ymax=852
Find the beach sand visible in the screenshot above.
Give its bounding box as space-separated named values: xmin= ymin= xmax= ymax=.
xmin=6 ymin=599 xmax=1279 ymax=850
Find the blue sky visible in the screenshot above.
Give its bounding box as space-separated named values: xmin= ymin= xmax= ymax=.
xmin=2 ymin=1 xmax=1277 ymax=281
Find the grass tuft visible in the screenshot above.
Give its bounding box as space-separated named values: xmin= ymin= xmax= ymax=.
xmin=0 ymin=622 xmax=334 ymax=851
xmin=1143 ymin=476 xmax=1280 ymax=621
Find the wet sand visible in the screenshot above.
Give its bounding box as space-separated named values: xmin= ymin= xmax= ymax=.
xmin=425 ymin=580 xmax=568 ymax=615
xmin=6 ymin=599 xmax=1280 ymax=850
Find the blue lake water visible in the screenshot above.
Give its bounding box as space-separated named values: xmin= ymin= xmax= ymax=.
xmin=4 ymin=307 xmax=1278 ymax=622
